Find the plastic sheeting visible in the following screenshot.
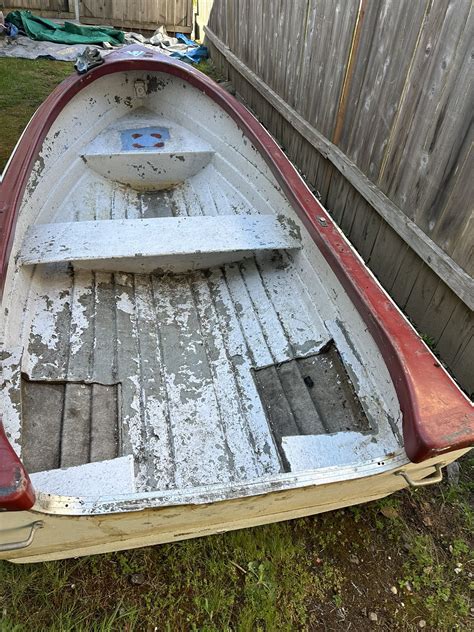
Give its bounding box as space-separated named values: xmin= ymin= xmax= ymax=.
xmin=0 ymin=36 xmax=110 ymax=61
xmin=6 ymin=11 xmax=124 ymax=46
xmin=0 ymin=19 xmax=208 ymax=65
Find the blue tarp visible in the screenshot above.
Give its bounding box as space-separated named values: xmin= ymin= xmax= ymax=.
xmin=171 ymin=33 xmax=208 ymax=64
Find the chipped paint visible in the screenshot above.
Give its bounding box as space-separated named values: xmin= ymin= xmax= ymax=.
xmin=82 ymin=108 xmax=214 ymax=190
xmin=70 ymin=282 xmax=93 ymax=356
xmin=19 ymin=215 xmax=301 ymax=274
xmin=0 ymin=347 xmax=23 ymax=453
xmin=116 ymin=292 xmax=135 ymax=315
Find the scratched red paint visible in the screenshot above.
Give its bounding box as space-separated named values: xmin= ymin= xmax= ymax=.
xmin=0 ymin=421 xmax=35 ymax=510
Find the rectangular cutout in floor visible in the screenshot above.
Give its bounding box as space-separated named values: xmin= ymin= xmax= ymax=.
xmin=21 ymin=378 xmax=120 ymax=473
xmin=253 ymin=343 xmax=371 ymax=470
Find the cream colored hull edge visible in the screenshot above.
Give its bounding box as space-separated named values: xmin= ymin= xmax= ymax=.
xmin=2 ymin=451 xmax=466 ymax=564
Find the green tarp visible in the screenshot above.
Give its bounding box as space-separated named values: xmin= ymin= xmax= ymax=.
xmin=6 ymin=10 xmax=125 ymax=46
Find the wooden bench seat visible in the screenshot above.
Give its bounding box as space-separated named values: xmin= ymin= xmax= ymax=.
xmin=18 ymin=215 xmax=302 ymax=274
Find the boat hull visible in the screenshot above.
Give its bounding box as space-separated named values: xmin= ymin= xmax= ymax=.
xmin=0 ymin=46 xmax=472 ymax=561
xmin=1 ymin=450 xmax=466 ymax=563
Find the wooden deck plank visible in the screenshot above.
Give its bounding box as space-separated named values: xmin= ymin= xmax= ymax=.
xmin=67 ymin=270 xmax=95 ymax=382
xmin=21 ymin=381 xmax=64 ymax=473
xmin=61 ymin=383 xmax=92 ymax=468
xmin=253 ymin=365 xmax=300 ymax=438
xmin=24 ymin=265 xmax=72 ymax=381
xmin=191 ymin=271 xmax=263 ymax=481
xmin=276 ymin=360 xmax=326 ymax=435
xmin=152 ymin=273 xmax=234 ymax=488
xmin=207 ymin=267 xmax=282 ymax=476
xmin=255 ymin=252 xmax=330 ymax=357
xmin=92 ymin=272 xmax=116 ymax=385
xmin=114 ymin=272 xmax=141 ymax=460
xmin=239 ymin=258 xmax=291 ymax=364
xmin=135 ymin=275 xmax=175 ymax=490
xmin=298 ymin=348 xmax=370 ymax=434
xmin=223 ymin=263 xmax=275 ymax=368
xmin=90 ymin=384 xmax=119 ymax=463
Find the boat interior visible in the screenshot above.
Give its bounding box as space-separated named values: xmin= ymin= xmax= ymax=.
xmin=0 ymin=69 xmax=404 ymax=505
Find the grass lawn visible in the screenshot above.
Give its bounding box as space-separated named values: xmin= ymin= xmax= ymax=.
xmin=0 ymin=58 xmax=73 ymax=171
xmin=0 ymin=58 xmax=472 ymax=631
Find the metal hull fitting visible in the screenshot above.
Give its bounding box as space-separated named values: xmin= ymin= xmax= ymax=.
xmin=0 ymin=46 xmax=472 ymax=562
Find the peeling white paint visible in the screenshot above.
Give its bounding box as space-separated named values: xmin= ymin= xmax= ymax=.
xmin=70 ymin=282 xmax=93 ymax=356
xmin=0 ymin=68 xmax=409 ymax=532
xmin=282 ymin=433 xmax=396 ymax=471
xmin=30 ymin=291 xmax=69 ymax=352
xmin=117 ymin=292 xmax=135 ymax=314
xmin=0 ymin=347 xmax=23 ymax=454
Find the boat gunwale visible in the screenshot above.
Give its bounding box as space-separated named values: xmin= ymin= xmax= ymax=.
xmin=0 ymin=45 xmax=472 ymax=471
xmin=33 ymin=449 xmax=414 ymax=516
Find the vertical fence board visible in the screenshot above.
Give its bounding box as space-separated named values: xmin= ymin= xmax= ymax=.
xmin=339 ymin=0 xmax=428 ymax=179
xmin=378 ymin=1 xmax=473 ymax=239
xmin=431 ymin=145 xmax=474 ymax=274
xmin=451 ymin=336 xmax=474 ymax=397
xmin=436 ymin=302 xmax=473 ymax=366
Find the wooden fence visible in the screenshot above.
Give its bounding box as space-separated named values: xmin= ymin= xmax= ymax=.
xmin=4 ymin=1 xmax=194 ymax=32
xmin=203 ymin=0 xmax=473 ymax=394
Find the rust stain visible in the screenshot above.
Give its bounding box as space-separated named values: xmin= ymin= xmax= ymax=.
xmin=332 ymin=0 xmax=368 ymax=146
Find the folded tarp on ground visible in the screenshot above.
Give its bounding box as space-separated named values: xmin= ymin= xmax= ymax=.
xmin=171 ymin=33 xmax=208 ymax=63
xmin=0 ymin=36 xmax=109 ymax=61
xmin=146 ymin=26 xmax=208 ymax=63
xmin=6 ymin=10 xmax=124 ymax=46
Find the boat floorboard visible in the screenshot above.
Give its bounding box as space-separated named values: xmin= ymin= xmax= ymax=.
xmin=21 ymin=254 xmax=334 ymax=490
xmin=253 ymin=345 xmax=372 ymax=471
xmin=12 ymin=173 xmax=390 ymax=492
xmin=21 ymin=380 xmax=119 ymax=473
